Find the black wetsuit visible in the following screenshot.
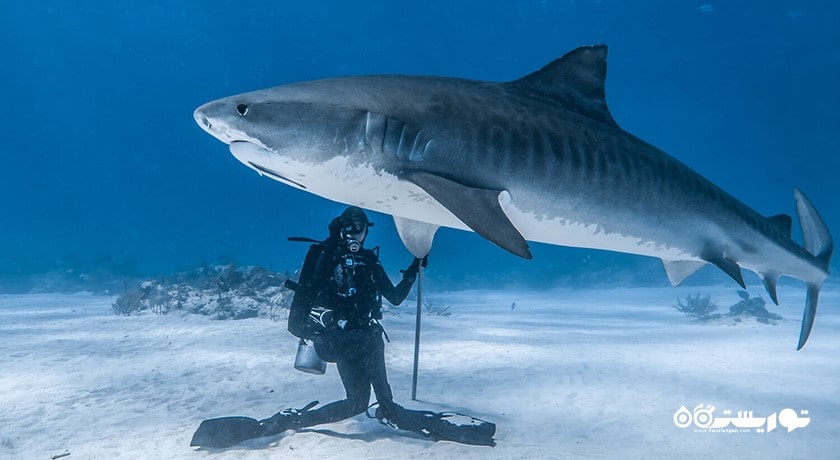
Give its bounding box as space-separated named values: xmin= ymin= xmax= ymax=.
xmin=297 ymin=242 xmax=416 ymax=427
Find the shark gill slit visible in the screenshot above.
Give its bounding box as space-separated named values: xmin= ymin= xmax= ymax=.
xmin=418 ymin=138 xmax=433 ymax=161
xmin=382 ymin=116 xmax=400 ymax=158
xmin=396 ymin=125 xmax=408 ymax=160
xmin=364 ymin=111 xmax=374 ymax=146
xmin=380 ymin=115 xmax=390 ymax=154
xmin=363 ymin=111 xmax=385 ymax=150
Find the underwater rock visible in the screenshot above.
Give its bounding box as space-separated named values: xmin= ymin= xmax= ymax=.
xmin=113 ymin=264 xmax=293 ymax=320
xmin=728 ymin=292 xmax=783 ymax=323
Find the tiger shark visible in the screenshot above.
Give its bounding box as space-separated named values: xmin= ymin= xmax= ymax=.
xmin=194 ymin=44 xmax=832 ymax=349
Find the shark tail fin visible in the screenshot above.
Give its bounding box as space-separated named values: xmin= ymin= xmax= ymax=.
xmin=792 ymin=188 xmax=833 ymax=350
xmin=798 ymin=284 xmax=820 ymax=350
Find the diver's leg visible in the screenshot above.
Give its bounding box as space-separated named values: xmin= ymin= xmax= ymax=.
xmin=365 ymin=329 xmax=396 ymax=414
xmin=295 ymin=345 xmax=371 ymax=427
xmin=336 ymin=338 xmax=374 ymax=415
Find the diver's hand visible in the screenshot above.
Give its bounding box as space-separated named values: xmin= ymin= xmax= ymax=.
xmin=401 ymin=256 xmax=428 ymax=282
xmin=328 ymin=217 xmax=343 ymax=240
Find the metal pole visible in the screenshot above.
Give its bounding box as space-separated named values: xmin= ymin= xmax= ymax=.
xmin=411 ymin=265 xmax=423 ymax=401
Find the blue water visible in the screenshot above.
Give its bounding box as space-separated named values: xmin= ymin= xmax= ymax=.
xmin=1 ymin=1 xmax=838 ymax=290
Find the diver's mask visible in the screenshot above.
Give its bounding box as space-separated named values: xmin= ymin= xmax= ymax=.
xmin=340 ymin=218 xmax=367 ymax=253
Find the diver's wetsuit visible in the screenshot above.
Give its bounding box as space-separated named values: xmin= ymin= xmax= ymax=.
xmin=296 ymin=241 xmax=417 ymax=427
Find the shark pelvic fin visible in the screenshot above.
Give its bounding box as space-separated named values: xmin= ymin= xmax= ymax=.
xmin=703 ymin=253 xmax=746 ymax=288
xmin=393 ymin=215 xmax=439 ymax=258
xmin=401 ymin=171 xmax=532 ymax=259
xmin=661 ymin=260 xmax=707 ymax=286
xmin=509 ymin=44 xmax=616 ymax=126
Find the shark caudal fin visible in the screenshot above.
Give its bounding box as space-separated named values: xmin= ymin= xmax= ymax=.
xmin=793 ymin=188 xmax=833 ymax=350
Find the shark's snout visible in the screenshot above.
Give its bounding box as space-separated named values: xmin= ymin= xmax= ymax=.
xmin=193 ymin=108 xmax=210 ymax=130
xmin=193 ymin=101 xmax=242 ymax=145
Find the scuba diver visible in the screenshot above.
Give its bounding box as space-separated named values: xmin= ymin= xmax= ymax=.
xmin=190 ymin=206 xmax=495 ymax=448
xmin=278 ymin=205 xmax=424 ymax=429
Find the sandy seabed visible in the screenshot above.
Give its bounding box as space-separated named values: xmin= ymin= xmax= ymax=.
xmin=1 ymin=285 xmax=838 ymax=459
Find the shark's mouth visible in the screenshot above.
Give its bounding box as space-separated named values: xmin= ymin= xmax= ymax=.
xmin=229 ymin=141 xmax=307 ymax=190
xmin=246 ymin=161 xmax=307 ymax=190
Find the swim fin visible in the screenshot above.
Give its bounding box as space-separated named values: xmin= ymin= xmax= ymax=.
xmin=375 ymin=403 xmax=496 ymax=446
xmin=190 ymin=401 xmax=318 ymax=448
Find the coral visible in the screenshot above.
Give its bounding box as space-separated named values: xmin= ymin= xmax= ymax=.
xmin=672 ymin=293 xmax=720 ymax=320
xmin=113 ymin=264 xmax=293 ymax=320
xmin=673 ymin=290 xmax=784 ymax=325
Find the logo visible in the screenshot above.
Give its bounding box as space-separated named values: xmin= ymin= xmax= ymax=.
xmin=673 ymin=404 xmax=810 ymax=433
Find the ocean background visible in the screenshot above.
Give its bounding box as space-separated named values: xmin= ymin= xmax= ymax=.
xmin=1 ymin=0 xmax=838 ymax=292
xmin=2 ymin=3 xmax=840 ymax=458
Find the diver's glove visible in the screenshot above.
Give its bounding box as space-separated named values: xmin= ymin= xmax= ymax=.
xmin=401 ymin=256 xmax=429 ymax=283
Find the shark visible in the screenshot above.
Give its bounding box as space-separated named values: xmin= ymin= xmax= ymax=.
xmin=194 ymin=44 xmax=832 ymax=349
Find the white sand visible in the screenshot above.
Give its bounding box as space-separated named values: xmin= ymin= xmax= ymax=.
xmin=1 ymin=285 xmax=838 ymax=459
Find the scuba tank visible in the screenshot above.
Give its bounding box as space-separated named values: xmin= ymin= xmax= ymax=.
xmin=294 ymin=338 xmax=326 ymax=374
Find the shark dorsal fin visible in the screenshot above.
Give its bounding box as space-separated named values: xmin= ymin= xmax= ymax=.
xmin=509 ymin=44 xmax=616 ymax=125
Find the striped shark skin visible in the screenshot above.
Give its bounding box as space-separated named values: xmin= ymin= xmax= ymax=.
xmin=194 ymin=45 xmax=832 ymax=349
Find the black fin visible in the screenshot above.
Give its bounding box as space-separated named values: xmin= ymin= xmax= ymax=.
xmin=377 ymin=405 xmax=496 ymax=446
xmin=509 ymin=44 xmax=616 ymax=125
xmin=190 ymin=401 xmax=319 ymax=448
xmin=190 ymin=416 xmax=262 ymax=448
xmin=402 ymin=171 xmax=532 ymax=259
xmin=703 ymin=253 xmax=745 ymax=288
xmin=426 ymin=412 xmax=497 ymax=446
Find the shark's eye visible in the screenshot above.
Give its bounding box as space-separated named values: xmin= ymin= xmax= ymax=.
xmin=236 ymin=104 xmax=249 ymax=116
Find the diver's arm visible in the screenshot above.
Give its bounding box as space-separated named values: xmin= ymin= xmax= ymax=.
xmin=375 ymin=257 xmax=424 ymax=305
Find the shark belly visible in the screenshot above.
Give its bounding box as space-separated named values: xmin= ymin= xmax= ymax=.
xmin=503 ymin=201 xmax=696 ymax=261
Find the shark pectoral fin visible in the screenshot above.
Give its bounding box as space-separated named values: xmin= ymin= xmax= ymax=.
xmin=798 ymin=283 xmax=821 ymax=350
xmin=402 ymin=171 xmax=532 ymax=259
xmin=393 ymin=215 xmax=439 ymax=258
xmin=661 ymin=260 xmax=707 ymax=286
